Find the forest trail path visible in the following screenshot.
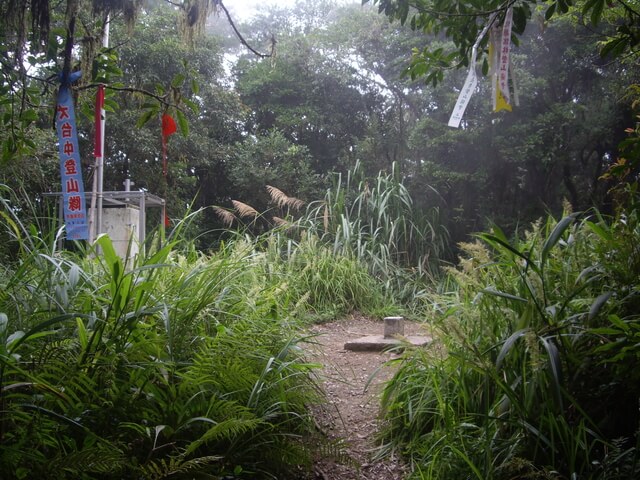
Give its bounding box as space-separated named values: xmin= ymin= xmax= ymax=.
xmin=305 ymin=314 xmax=427 ymax=480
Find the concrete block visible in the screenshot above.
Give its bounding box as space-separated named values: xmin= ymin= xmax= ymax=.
xmin=344 ymin=335 xmax=430 ymax=352
xmin=384 ymin=316 xmax=404 ymax=338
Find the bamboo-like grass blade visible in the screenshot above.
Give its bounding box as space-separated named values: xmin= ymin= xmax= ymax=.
xmin=7 ymin=314 xmax=76 ymax=354
xmin=588 ymin=291 xmax=612 ymax=322
xmin=541 ymin=214 xmax=577 ymax=265
xmin=482 ymin=287 xmax=528 ymax=303
xmin=496 ymin=328 xmax=530 ymax=368
xmin=585 ymin=220 xmax=613 ymax=242
xmin=479 ymin=232 xmax=539 ymax=274
xmin=539 ymin=335 xmax=564 ymax=409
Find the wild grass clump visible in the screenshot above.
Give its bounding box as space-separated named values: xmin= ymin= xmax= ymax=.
xmin=301 ymin=160 xmax=448 ymax=309
xmin=0 ymin=186 xmax=322 ymax=479
xmin=214 ymin=161 xmax=448 ymax=316
xmin=379 ymin=206 xmax=640 ymax=479
xmin=262 ymin=231 xmax=394 ymax=321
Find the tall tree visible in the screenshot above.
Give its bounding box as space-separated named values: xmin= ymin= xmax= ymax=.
xmin=233 ymin=3 xmax=385 ymax=174
xmin=0 ymin=0 xmax=252 ymax=246
xmin=101 ymin=4 xmax=252 ymax=244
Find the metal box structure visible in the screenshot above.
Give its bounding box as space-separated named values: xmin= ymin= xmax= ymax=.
xmin=45 ymin=190 xmax=165 ymax=259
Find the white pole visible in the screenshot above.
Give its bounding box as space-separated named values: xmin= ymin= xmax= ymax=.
xmin=88 ymin=14 xmax=109 ymax=243
xmin=88 ymin=152 xmax=98 ymax=242
xmin=95 ymin=14 xmax=109 ymax=240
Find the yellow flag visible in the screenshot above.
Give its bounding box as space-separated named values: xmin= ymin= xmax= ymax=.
xmin=495 ymin=79 xmax=512 ymax=112
xmin=490 ymin=8 xmax=513 ymax=113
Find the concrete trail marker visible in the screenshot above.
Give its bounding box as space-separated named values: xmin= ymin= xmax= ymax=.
xmin=344 ymin=316 xmax=430 ymax=352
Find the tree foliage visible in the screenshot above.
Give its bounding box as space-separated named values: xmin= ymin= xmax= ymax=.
xmin=1 ymin=1 xmax=640 ymax=477
xmin=365 ymin=0 xmax=640 ymax=86
xmin=234 ymin=32 xmax=382 ymax=173
xmin=0 ymin=0 xmax=222 ymax=166
xmin=0 ymin=0 xmax=637 ymax=249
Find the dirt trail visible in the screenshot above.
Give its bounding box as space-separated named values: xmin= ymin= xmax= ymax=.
xmin=305 ymin=314 xmax=427 ymax=480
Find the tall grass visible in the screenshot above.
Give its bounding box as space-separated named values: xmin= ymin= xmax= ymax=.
xmin=214 ymin=161 xmax=449 ymax=314
xmin=380 ymin=205 xmax=640 ymax=479
xmin=260 ymin=230 xmax=394 ymax=321
xmin=0 ymin=185 xmax=324 ymax=479
xmin=302 ymin=160 xmax=448 ymax=306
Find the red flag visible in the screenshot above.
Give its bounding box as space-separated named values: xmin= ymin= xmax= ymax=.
xmin=161 ymin=113 xmax=177 ymax=138
xmin=94 ymin=84 xmax=105 ymax=157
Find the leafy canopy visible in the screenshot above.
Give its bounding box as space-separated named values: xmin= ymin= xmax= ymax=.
xmin=364 ymin=0 xmax=640 ymax=85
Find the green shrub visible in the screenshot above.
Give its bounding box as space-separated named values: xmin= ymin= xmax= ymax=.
xmin=0 ymin=191 xmax=322 ymax=479
xmin=301 ymin=160 xmax=448 ymax=308
xmin=380 ymin=207 xmax=640 ymax=479
xmin=267 ymin=231 xmax=393 ymax=319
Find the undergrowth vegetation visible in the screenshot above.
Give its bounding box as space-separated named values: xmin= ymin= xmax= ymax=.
xmin=379 ymin=201 xmax=640 ymax=479
xmin=216 ymin=160 xmax=448 ymax=314
xmin=0 ymin=239 xmax=313 ymax=477
xmin=3 ymin=165 xmax=640 ymax=479
xmin=1 ymin=161 xmax=445 ymax=477
xmin=0 ymin=184 xmax=396 ymax=479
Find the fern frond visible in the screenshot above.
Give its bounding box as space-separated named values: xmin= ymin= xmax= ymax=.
xmin=140 ymin=455 xmax=223 ymax=480
xmin=172 ymin=455 xmax=224 ymax=476
xmin=50 ymin=444 xmax=126 ymax=475
xmin=185 ymin=417 xmax=264 ymax=455
xmin=232 ymin=200 xmax=258 ymax=218
xmin=140 ymin=457 xmax=172 ymax=480
xmin=35 ymin=337 xmax=79 ymax=368
xmin=316 ymin=437 xmax=357 ymax=467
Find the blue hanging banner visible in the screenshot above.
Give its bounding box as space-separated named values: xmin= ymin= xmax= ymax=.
xmin=56 ymin=72 xmax=89 ymax=240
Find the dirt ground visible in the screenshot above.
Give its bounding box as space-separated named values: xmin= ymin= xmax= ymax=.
xmin=304 ymin=313 xmax=429 ymax=480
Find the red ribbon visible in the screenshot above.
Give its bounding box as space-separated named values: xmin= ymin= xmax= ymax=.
xmin=162 ymin=113 xmax=177 ymax=137
xmin=161 ymin=113 xmax=177 ymax=228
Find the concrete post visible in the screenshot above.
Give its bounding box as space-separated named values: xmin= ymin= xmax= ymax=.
xmin=384 ymin=316 xmax=404 ymax=338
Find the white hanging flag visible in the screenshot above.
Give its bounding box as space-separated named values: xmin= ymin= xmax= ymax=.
xmin=490 ymin=25 xmax=499 ymax=111
xmin=448 ymin=13 xmax=497 ymax=128
xmin=447 ymin=59 xmax=479 ymax=128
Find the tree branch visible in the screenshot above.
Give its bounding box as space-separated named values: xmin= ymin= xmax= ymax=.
xmin=62 ymin=0 xmax=79 ymax=83
xmin=219 ymin=1 xmax=275 ymax=58
xmin=378 ymin=0 xmax=518 ymax=20
xmin=77 ymin=83 xmax=184 ymax=110
xmin=616 ymin=0 xmax=640 ymax=20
